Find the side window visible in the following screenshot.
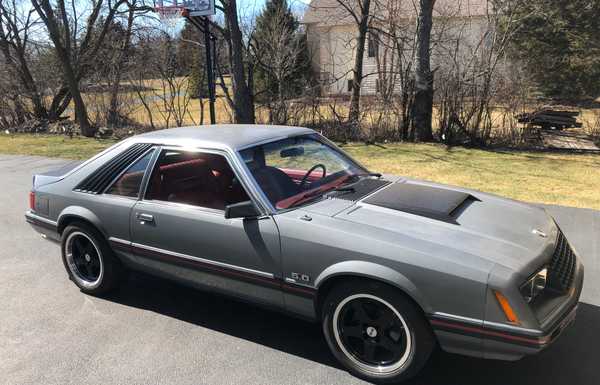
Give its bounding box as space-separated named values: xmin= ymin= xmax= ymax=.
xmin=105 ymin=149 xmax=154 ymax=197
xmin=145 ymin=150 xmax=250 ymax=211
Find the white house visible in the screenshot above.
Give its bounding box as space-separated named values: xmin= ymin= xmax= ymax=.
xmin=302 ymin=0 xmax=492 ymax=96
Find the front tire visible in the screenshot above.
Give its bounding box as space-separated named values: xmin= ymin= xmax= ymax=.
xmin=61 ymin=222 xmax=122 ymax=294
xmin=322 ymin=280 xmax=435 ymax=383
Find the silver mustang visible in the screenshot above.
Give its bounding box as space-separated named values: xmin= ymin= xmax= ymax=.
xmin=25 ymin=125 xmax=583 ymax=383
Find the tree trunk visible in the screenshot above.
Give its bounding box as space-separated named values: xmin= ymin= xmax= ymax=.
xmin=412 ymin=0 xmax=435 ymax=142
xmin=347 ymin=0 xmax=371 ymax=137
xmin=55 ymin=49 xmax=93 ymax=135
xmin=224 ymin=0 xmax=255 ymax=124
xmin=48 ymin=86 xmax=71 ymax=120
xmin=71 ymin=86 xmax=93 ymax=136
xmin=107 ymin=6 xmax=135 ymax=127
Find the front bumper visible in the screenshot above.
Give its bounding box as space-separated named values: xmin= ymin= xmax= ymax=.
xmin=482 ymin=255 xmax=584 ymax=360
xmin=430 ymin=255 xmax=584 ymax=361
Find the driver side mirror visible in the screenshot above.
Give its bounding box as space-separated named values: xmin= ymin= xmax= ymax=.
xmin=225 ymin=200 xmax=261 ymax=219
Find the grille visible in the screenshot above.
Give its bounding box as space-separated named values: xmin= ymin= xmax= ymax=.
xmin=74 ymin=143 xmax=152 ymax=194
xmin=547 ymin=229 xmax=576 ymax=292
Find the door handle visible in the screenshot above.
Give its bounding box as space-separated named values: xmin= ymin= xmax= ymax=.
xmin=136 ymin=213 xmax=154 ymax=224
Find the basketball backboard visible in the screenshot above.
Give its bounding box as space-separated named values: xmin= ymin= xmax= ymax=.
xmin=155 ymin=0 xmax=216 ymax=18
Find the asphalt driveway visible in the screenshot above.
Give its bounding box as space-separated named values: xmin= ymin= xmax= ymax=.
xmin=1 ymin=154 xmax=599 ymax=385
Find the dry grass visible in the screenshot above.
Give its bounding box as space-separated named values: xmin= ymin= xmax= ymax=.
xmin=1 ymin=133 xmax=599 ymax=210
xmin=76 ymin=78 xmax=600 ymax=143
xmin=343 ymin=143 xmax=600 ymax=210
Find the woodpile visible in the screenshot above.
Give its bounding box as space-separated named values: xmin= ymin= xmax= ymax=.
xmin=517 ymin=108 xmax=583 ymax=130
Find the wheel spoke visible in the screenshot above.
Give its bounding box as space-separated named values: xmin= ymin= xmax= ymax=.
xmin=350 ymin=301 xmax=369 ymax=321
xmin=83 ymin=263 xmax=94 ymax=278
xmin=74 ymin=259 xmax=86 ymax=271
xmin=376 ymin=309 xmax=396 ymax=329
xmin=342 ymin=324 xmax=363 ymax=339
xmin=84 ymin=242 xmax=96 ymax=258
xmin=363 ymin=340 xmax=377 ymax=362
xmin=336 ymin=296 xmax=411 ymax=369
xmin=380 ymin=334 xmax=400 ymax=353
xmin=90 ymin=256 xmax=101 ymax=269
xmin=73 ymin=237 xmax=84 ymax=254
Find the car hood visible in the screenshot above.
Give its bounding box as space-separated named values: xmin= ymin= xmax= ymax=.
xmin=306 ymin=177 xmax=558 ymax=274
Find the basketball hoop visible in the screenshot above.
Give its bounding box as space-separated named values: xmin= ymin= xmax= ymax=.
xmin=153 ymin=0 xmax=218 ymax=124
xmin=154 ymin=0 xmax=216 ymax=22
xmin=156 ymin=5 xmax=188 ymax=29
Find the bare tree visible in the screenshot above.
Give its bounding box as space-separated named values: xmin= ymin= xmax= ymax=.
xmin=344 ymin=0 xmax=372 ymax=131
xmin=308 ymin=0 xmax=377 ymax=136
xmin=30 ymin=0 xmax=131 ymax=136
xmin=105 ymin=1 xmax=137 ymax=127
xmin=152 ymin=33 xmax=195 ymax=128
xmin=219 ymin=0 xmax=255 ymax=124
xmin=412 ymin=0 xmax=435 ymax=142
xmin=435 ymin=0 xmax=525 ymax=146
xmin=0 ymin=0 xmax=74 ymax=122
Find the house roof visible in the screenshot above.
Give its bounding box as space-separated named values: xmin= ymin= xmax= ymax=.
xmin=134 ymin=125 xmax=315 ymax=151
xmin=302 ymin=0 xmax=490 ymax=26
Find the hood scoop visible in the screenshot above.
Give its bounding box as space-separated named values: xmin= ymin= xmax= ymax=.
xmin=362 ymin=182 xmax=477 ymax=224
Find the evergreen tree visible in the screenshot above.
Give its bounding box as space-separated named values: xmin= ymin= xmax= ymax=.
xmin=178 ymin=21 xmax=208 ymax=99
xmin=507 ymin=0 xmax=600 ymax=100
xmin=252 ymin=0 xmax=312 ymax=104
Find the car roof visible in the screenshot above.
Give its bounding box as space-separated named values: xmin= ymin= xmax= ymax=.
xmin=133 ymin=124 xmax=316 ymax=151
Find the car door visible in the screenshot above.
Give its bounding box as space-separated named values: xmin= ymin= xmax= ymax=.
xmin=129 ymin=147 xmax=283 ymax=308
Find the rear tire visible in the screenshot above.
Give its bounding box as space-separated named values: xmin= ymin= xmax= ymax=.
xmin=61 ymin=222 xmax=123 ymax=294
xmin=322 ymin=280 xmax=434 ymax=383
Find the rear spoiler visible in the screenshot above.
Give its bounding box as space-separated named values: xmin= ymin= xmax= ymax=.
xmin=31 ymin=140 xmax=127 ymax=189
xmin=32 ymin=160 xmax=83 ymax=189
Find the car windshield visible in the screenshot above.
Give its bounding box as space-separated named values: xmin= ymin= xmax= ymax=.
xmin=240 ymin=134 xmax=367 ymax=210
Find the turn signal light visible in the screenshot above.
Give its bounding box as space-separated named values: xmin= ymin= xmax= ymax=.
xmin=494 ymin=290 xmax=520 ymax=325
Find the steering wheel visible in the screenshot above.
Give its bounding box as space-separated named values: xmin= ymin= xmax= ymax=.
xmin=299 ymin=164 xmax=327 ymax=190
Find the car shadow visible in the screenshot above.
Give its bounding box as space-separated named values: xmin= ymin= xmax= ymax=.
xmin=104 ymin=272 xmax=600 ymax=385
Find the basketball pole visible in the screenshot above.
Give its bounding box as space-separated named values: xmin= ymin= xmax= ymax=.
xmin=202 ymin=16 xmax=216 ymax=125
xmin=185 ymin=14 xmax=216 ymax=125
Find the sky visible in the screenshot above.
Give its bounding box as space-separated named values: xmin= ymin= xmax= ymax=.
xmin=158 ymin=0 xmax=310 ymax=34
xmin=170 ymin=0 xmax=310 ymax=19
xmin=237 ymin=0 xmax=310 ymax=16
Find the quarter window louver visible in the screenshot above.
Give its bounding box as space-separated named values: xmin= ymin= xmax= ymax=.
xmin=74 ymin=143 xmax=153 ymax=194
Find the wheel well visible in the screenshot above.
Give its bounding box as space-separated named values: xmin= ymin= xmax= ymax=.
xmin=58 ymin=215 xmax=102 ymax=238
xmin=315 ymin=275 xmax=427 ymax=321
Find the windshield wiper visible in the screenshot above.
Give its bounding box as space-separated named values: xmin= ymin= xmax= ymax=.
xmin=283 ymin=188 xmax=332 ymax=209
xmin=355 ymin=172 xmax=382 ymax=178
xmin=281 ymin=174 xmax=374 ymax=209
xmin=327 ymin=173 xmax=382 ymax=195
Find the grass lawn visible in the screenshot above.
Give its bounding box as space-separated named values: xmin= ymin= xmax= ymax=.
xmin=0 ymin=134 xmax=117 ymax=159
xmin=1 ymin=134 xmax=599 ymax=210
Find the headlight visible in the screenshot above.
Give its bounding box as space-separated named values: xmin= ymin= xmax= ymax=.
xmin=520 ymin=267 xmax=548 ymax=303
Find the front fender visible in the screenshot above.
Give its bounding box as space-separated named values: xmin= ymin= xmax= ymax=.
xmin=314 ymin=260 xmax=432 ymax=314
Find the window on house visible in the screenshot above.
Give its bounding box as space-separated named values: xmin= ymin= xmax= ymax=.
xmin=368 ymin=33 xmax=379 ymax=58
xmin=347 ymin=79 xmax=353 ymax=92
